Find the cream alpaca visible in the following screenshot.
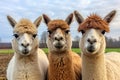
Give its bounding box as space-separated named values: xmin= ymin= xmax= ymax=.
xmin=43 ymin=13 xmax=82 ymax=80
xmin=75 ymin=10 xmax=120 ymax=80
xmin=6 ymin=16 xmax=49 ymax=80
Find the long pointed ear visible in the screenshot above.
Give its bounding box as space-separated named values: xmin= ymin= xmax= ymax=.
xmin=34 ymin=16 xmax=42 ymax=28
xmin=74 ymin=10 xmax=84 ymax=24
xmin=7 ymin=15 xmax=17 ymax=28
xmin=65 ymin=13 xmax=73 ymax=25
xmin=42 ymin=14 xmax=51 ymax=25
xmin=104 ymin=10 xmax=116 ymax=23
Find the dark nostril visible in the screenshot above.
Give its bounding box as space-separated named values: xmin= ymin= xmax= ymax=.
xmin=87 ymin=38 xmax=90 ymax=42
xmin=21 ymin=43 xmax=29 ymax=47
xmin=55 ymin=37 xmax=58 ymax=40
xmin=87 ymin=38 xmax=97 ymax=44
xmin=54 ymin=37 xmax=63 ymax=41
xmin=60 ymin=37 xmax=63 ymax=40
xmin=26 ymin=43 xmax=29 ymax=46
xmin=21 ymin=43 xmax=24 ymax=46
xmin=94 ymin=39 xmax=97 ymax=43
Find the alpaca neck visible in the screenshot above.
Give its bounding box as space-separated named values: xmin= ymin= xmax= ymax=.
xmin=14 ymin=48 xmax=39 ymax=66
xmin=82 ymin=53 xmax=107 ymax=80
xmin=14 ymin=48 xmax=42 ymax=79
xmin=48 ymin=50 xmax=76 ymax=80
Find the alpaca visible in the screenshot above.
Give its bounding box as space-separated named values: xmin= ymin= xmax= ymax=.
xmin=43 ymin=13 xmax=82 ymax=80
xmin=74 ymin=10 xmax=120 ymax=80
xmin=6 ymin=16 xmax=49 ymax=80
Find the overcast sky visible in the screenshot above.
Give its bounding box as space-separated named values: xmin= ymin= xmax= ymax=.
xmin=0 ymin=0 xmax=120 ymax=42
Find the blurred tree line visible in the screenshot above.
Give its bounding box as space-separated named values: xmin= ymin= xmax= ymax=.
xmin=0 ymin=31 xmax=119 ymax=49
xmin=0 ymin=31 xmax=120 ymax=48
xmin=105 ymin=37 xmax=120 ymax=48
xmin=39 ymin=31 xmax=120 ymax=48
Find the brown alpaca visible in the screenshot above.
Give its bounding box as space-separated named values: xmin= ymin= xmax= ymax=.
xmin=43 ymin=13 xmax=82 ymax=80
xmin=77 ymin=14 xmax=110 ymax=32
xmin=75 ymin=10 xmax=120 ymax=80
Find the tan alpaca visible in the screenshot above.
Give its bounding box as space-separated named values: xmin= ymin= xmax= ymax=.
xmin=75 ymin=10 xmax=120 ymax=80
xmin=6 ymin=16 xmax=49 ymax=80
xmin=43 ymin=13 xmax=82 ymax=80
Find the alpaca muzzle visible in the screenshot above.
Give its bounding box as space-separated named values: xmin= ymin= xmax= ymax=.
xmin=22 ymin=48 xmax=29 ymax=54
xmin=87 ymin=45 xmax=95 ymax=53
xmin=54 ymin=42 xmax=64 ymax=49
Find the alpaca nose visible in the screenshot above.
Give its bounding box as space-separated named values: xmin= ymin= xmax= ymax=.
xmin=21 ymin=43 xmax=30 ymax=48
xmin=54 ymin=36 xmax=63 ymax=41
xmin=87 ymin=38 xmax=97 ymax=44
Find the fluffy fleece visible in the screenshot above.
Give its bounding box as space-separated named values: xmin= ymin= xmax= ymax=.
xmin=48 ymin=50 xmax=82 ymax=80
xmin=78 ymin=14 xmax=109 ymax=32
xmin=6 ymin=16 xmax=49 ymax=80
xmin=14 ymin=19 xmax=37 ymax=34
xmin=43 ymin=13 xmax=82 ymax=80
xmin=47 ymin=20 xmax=69 ymax=31
xmin=75 ymin=10 xmax=120 ymax=80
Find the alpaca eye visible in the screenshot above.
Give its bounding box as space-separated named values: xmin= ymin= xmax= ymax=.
xmin=47 ymin=30 xmax=52 ymax=34
xmin=101 ymin=30 xmax=105 ymax=34
xmin=81 ymin=30 xmax=85 ymax=34
xmin=13 ymin=34 xmax=19 ymax=38
xmin=33 ymin=34 xmax=37 ymax=38
xmin=65 ymin=30 xmax=70 ymax=34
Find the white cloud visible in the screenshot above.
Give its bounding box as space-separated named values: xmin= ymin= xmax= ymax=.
xmin=0 ymin=0 xmax=120 ymax=42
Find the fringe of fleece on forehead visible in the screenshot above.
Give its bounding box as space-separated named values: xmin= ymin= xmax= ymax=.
xmin=78 ymin=14 xmax=110 ymax=32
xmin=14 ymin=19 xmax=37 ymax=34
xmin=48 ymin=20 xmax=69 ymax=31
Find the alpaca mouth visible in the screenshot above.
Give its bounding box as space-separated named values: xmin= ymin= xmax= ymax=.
xmin=22 ymin=49 xmax=29 ymax=54
xmin=87 ymin=45 xmax=95 ymax=52
xmin=54 ymin=43 xmax=63 ymax=49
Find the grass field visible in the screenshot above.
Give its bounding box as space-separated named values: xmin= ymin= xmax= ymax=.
xmin=0 ymin=48 xmax=120 ymax=80
xmin=0 ymin=48 xmax=120 ymax=54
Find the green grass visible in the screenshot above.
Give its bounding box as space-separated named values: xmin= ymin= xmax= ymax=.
xmin=41 ymin=48 xmax=81 ymax=54
xmin=72 ymin=48 xmax=120 ymax=53
xmin=0 ymin=49 xmax=14 ymax=54
xmin=0 ymin=48 xmax=120 ymax=54
xmin=42 ymin=48 xmax=120 ymax=54
xmin=42 ymin=48 xmax=49 ymax=53
xmin=105 ymin=48 xmax=120 ymax=53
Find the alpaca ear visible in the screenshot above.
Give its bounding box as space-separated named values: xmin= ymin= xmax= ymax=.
xmin=65 ymin=13 xmax=73 ymax=25
xmin=104 ymin=10 xmax=116 ymax=23
xmin=34 ymin=16 xmax=42 ymax=28
xmin=43 ymin=14 xmax=51 ymax=25
xmin=7 ymin=15 xmax=17 ymax=28
xmin=74 ymin=10 xmax=84 ymax=24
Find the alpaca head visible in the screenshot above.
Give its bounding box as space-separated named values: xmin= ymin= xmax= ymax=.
xmin=43 ymin=13 xmax=73 ymax=52
xmin=7 ymin=16 xmax=42 ymax=56
xmin=74 ymin=10 xmax=116 ymax=55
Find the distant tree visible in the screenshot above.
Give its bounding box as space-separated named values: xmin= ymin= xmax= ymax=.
xmin=105 ymin=36 xmax=108 ymax=42
xmin=110 ymin=37 xmax=114 ymax=43
xmin=0 ymin=37 xmax=2 ymax=42
xmin=40 ymin=31 xmax=48 ymax=43
xmin=119 ymin=37 xmax=120 ymax=42
xmin=74 ymin=35 xmax=80 ymax=42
